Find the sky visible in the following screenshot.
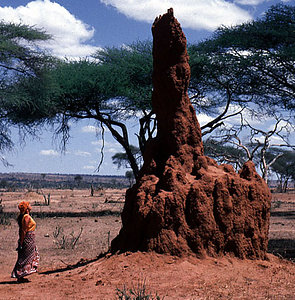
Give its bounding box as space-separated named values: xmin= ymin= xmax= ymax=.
xmin=0 ymin=0 xmax=293 ymax=176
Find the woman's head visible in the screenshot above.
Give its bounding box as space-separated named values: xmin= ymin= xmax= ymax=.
xmin=18 ymin=201 xmax=31 ymax=214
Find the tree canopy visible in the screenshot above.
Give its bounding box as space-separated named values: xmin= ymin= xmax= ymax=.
xmin=0 ymin=22 xmax=52 ymax=164
xmin=269 ymin=149 xmax=295 ymax=192
xmin=0 ymin=22 xmax=51 ymax=78
xmin=6 ymin=42 xmax=153 ymax=177
xmin=190 ymin=4 xmax=295 ymax=113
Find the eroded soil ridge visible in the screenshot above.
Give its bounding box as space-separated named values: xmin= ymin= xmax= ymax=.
xmin=111 ymin=8 xmax=271 ymax=259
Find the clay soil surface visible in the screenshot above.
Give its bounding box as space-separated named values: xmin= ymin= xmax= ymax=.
xmin=1 ymin=189 xmax=295 ymax=299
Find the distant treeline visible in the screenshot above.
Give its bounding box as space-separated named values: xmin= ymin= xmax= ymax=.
xmin=0 ymin=173 xmax=129 ymax=190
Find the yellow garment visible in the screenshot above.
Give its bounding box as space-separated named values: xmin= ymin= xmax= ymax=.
xmin=22 ymin=214 xmax=36 ymax=232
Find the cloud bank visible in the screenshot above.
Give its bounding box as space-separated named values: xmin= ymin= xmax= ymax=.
xmin=100 ymin=0 xmax=253 ymax=30
xmin=0 ymin=0 xmax=100 ymax=59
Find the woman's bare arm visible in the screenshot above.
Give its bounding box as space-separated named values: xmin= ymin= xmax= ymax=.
xmin=20 ymin=215 xmax=30 ymax=246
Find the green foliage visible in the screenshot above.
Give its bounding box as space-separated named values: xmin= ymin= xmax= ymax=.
xmin=74 ymin=175 xmax=83 ymax=187
xmin=94 ymin=40 xmax=153 ymax=113
xmin=125 ymin=170 xmax=135 ymax=187
xmin=0 ymin=21 xmax=52 ymax=160
xmin=204 ymin=139 xmax=247 ymax=169
xmin=191 ymin=4 xmax=295 ymax=112
xmin=5 ymin=43 xmax=152 ymax=176
xmin=0 ymin=22 xmax=51 ymax=79
xmin=269 ymin=149 xmax=295 ymax=191
xmin=50 ymin=60 xmax=109 ymax=111
xmin=189 ymin=43 xmax=248 ymax=113
xmin=3 ymin=36 xmax=153 ymax=126
xmin=112 ymin=145 xmax=141 ymax=169
xmin=271 ymin=151 xmax=295 ymax=177
xmin=209 ymin=4 xmax=295 ymax=51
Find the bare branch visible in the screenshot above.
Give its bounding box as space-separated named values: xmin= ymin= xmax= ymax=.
xmin=96 ymin=121 xmax=105 ymax=173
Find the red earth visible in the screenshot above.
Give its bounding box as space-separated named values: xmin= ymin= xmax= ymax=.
xmin=0 ymin=189 xmax=295 ymax=299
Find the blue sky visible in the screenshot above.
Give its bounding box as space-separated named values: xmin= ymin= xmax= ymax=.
xmin=0 ymin=0 xmax=293 ymax=175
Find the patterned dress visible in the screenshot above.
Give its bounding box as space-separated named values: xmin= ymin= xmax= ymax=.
xmin=11 ymin=214 xmax=40 ymax=279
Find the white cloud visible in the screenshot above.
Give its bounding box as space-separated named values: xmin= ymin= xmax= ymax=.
xmin=254 ymin=135 xmax=287 ymax=145
xmin=74 ymin=150 xmax=91 ymax=157
xmin=0 ymin=0 xmax=100 ymax=59
xmin=92 ymin=140 xmax=121 ymax=154
xmin=81 ymin=125 xmax=97 ymax=133
xmin=106 ymin=147 xmax=119 ymax=153
xmin=269 ymin=135 xmax=285 ymax=144
xmin=267 ymin=120 xmax=295 ymax=133
xmin=91 ymin=140 xmax=120 ymax=148
xmin=83 ymin=165 xmax=96 ymax=170
xmin=234 ymin=0 xmax=267 ymax=5
xmin=100 ymin=0 xmax=252 ymax=30
xmin=196 ymin=113 xmax=214 ymax=127
xmin=81 ymin=125 xmax=110 ymax=133
xmin=40 ymin=149 xmax=59 ymax=156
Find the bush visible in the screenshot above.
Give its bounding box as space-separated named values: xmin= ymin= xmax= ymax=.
xmin=53 ymin=225 xmax=83 ymax=249
xmin=116 ymin=280 xmax=164 ymax=300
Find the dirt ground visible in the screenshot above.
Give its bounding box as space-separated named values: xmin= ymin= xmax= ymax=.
xmin=1 ymin=189 xmax=295 ymax=299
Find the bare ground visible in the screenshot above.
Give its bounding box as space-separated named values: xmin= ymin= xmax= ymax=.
xmin=1 ymin=189 xmax=295 ymax=299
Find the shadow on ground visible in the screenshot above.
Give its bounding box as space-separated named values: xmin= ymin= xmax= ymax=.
xmin=271 ymin=211 xmax=295 ymax=219
xmin=39 ymin=252 xmax=107 ymax=275
xmin=0 ymin=281 xmax=21 ymax=285
xmin=268 ymin=239 xmax=295 ymax=261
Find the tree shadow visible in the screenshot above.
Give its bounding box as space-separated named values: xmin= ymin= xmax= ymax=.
xmin=40 ymin=252 xmax=108 ymax=275
xmin=268 ymin=238 xmax=295 ymax=261
xmin=3 ymin=210 xmax=121 ymax=219
xmin=270 ymin=211 xmax=295 ymax=219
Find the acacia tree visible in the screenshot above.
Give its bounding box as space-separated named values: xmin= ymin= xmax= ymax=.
xmin=270 ymin=150 xmax=295 ymax=192
xmin=0 ymin=22 xmax=52 ymax=164
xmin=191 ymin=4 xmax=295 ymax=113
xmin=5 ymin=4 xmax=295 ymax=177
xmin=203 ymin=138 xmax=247 ymax=170
xmin=112 ymin=145 xmax=142 ymax=170
xmin=189 ymin=41 xmax=249 ymax=135
xmin=0 ymin=22 xmax=51 ymax=77
xmin=7 ymin=42 xmax=153 ymax=178
xmin=186 ymin=3 xmax=295 ymax=183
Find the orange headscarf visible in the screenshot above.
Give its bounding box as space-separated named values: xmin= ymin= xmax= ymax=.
xmin=18 ymin=201 xmax=30 ymax=214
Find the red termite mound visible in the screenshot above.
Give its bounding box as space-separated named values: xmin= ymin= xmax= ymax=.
xmin=111 ymin=8 xmax=271 ymax=259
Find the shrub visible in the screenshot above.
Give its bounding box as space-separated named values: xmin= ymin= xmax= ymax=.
xmin=53 ymin=225 xmax=83 ymax=249
xmin=116 ymin=280 xmax=164 ymax=300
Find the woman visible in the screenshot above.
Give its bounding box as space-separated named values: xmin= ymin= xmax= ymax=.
xmin=11 ymin=201 xmax=40 ymax=283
